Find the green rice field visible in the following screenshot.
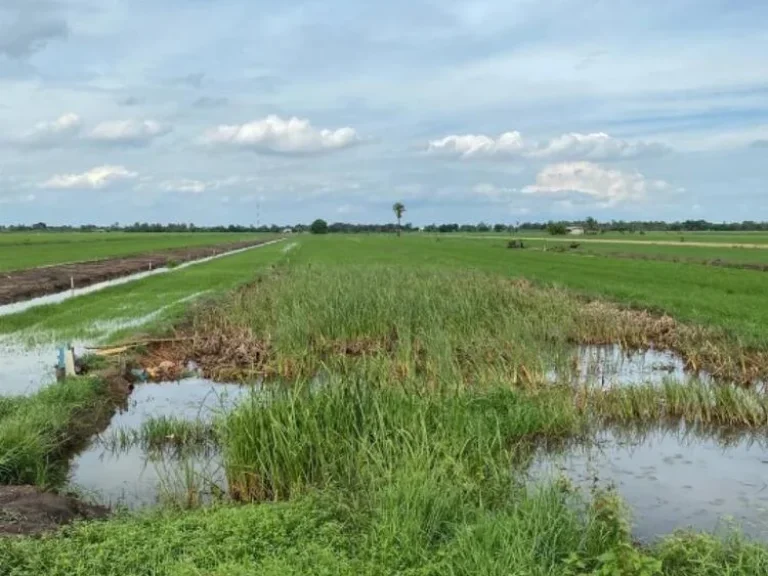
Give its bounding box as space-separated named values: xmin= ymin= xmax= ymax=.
xmin=0 ymin=231 xmax=268 ymax=271
xmin=2 ymin=233 xmax=768 ymax=575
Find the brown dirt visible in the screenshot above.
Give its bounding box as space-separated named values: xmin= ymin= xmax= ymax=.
xmin=0 ymin=486 xmax=109 ymax=536
xmin=0 ymin=239 xmax=274 ymax=306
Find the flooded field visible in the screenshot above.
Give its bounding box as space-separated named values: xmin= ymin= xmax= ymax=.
xmin=0 ymin=239 xmax=281 ymax=317
xmin=0 ymin=341 xmax=88 ymax=396
xmin=556 ymin=345 xmax=710 ymax=388
xmin=533 ymin=426 xmax=768 ymax=541
xmin=69 ymin=379 xmax=251 ymax=508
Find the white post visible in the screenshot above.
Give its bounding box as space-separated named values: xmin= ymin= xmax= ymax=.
xmin=64 ymin=348 xmax=76 ymax=377
xmin=70 ymin=276 xmax=75 ymax=295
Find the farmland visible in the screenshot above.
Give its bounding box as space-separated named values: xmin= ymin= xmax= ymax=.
xmin=2 ymin=232 xmax=768 ymax=575
xmin=0 ymin=231 xmax=268 ymax=272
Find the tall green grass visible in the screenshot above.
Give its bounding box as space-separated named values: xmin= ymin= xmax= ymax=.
xmin=0 ymin=377 xmax=106 ymax=486
xmin=222 ymin=373 xmax=582 ymax=501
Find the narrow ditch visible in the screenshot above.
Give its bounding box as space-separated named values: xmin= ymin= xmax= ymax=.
xmin=0 ymin=238 xmax=283 ymax=314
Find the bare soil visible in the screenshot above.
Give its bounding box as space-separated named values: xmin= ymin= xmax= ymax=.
xmin=0 ymin=486 xmax=109 ymax=536
xmin=0 ymin=239 xmax=272 ymax=306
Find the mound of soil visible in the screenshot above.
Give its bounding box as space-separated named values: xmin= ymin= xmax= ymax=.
xmin=0 ymin=486 xmax=109 ymax=536
xmin=0 ymin=238 xmax=274 ymax=306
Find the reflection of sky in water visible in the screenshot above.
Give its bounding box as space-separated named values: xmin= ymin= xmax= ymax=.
xmin=551 ymin=345 xmax=721 ymax=388
xmin=70 ymin=379 xmax=252 ymax=508
xmin=532 ymin=427 xmax=768 ymax=542
xmin=0 ymin=341 xmax=88 ymax=396
xmin=0 ymin=293 xmax=207 ymax=397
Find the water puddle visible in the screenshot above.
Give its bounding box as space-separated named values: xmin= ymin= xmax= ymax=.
xmin=553 ymin=345 xmax=709 ymax=388
xmin=532 ymin=426 xmax=768 ymax=541
xmin=69 ymin=378 xmax=254 ymax=508
xmin=0 ymin=240 xmax=282 ymax=317
xmin=0 ymin=340 xmax=88 ymax=396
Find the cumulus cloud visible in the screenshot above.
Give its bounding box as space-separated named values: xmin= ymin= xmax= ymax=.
xmin=88 ymin=120 xmax=170 ymax=146
xmin=427 ymin=132 xmax=525 ymax=158
xmin=522 ymin=161 xmax=679 ymax=206
xmin=41 ymin=166 xmax=138 ymax=189
xmin=200 ymin=115 xmax=360 ymax=154
xmin=21 ymin=113 xmax=82 ymax=147
xmin=527 ymin=132 xmax=671 ymax=160
xmin=427 ymin=131 xmax=669 ymax=161
xmin=17 ymin=115 xmax=169 ymax=148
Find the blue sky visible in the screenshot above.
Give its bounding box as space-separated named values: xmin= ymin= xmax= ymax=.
xmin=1 ymin=0 xmax=767 ymax=226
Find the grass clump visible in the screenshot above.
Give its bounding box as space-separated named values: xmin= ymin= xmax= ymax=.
xmin=222 ymin=373 xmax=582 ymax=502
xmin=585 ymin=380 xmax=768 ymax=428
xmin=0 ymin=377 xmax=107 ymax=486
xmin=101 ymin=415 xmax=219 ymax=453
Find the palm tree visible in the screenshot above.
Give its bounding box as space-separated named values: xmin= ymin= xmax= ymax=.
xmin=392 ymin=202 xmax=406 ymax=237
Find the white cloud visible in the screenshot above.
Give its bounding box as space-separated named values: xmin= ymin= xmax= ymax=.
xmin=88 ymin=120 xmax=170 ymax=146
xmin=17 ymin=115 xmax=169 ymax=148
xmin=522 ymin=161 xmax=679 ymax=206
xmin=427 ymin=132 xmax=525 ymax=158
xmin=527 ymin=132 xmax=671 ymax=161
xmin=41 ymin=166 xmax=138 ymax=189
xmin=200 ymin=115 xmax=360 ymax=154
xmin=22 ymin=113 xmax=82 ymax=147
xmin=427 ymin=131 xmax=669 ymax=161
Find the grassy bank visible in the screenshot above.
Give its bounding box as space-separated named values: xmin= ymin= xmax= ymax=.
xmin=0 ymin=376 xmax=113 ymax=486
xmin=2 ymin=379 xmax=768 ymax=575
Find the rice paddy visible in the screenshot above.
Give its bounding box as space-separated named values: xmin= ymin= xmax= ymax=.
xmin=2 ymin=232 xmax=768 ymax=574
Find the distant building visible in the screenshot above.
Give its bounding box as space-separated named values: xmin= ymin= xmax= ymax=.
xmin=566 ymin=226 xmax=585 ymax=235
xmin=282 ymin=228 xmax=293 ymax=234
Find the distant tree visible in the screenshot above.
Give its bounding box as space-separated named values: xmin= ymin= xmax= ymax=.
xmin=392 ymin=202 xmax=406 ymax=237
xmin=477 ymin=222 xmax=491 ymax=232
xmin=493 ymin=223 xmax=507 ymax=233
xmin=310 ymin=219 xmax=329 ymax=235
xmin=584 ymin=216 xmax=599 ymax=234
xmin=546 ymin=221 xmax=568 ymax=236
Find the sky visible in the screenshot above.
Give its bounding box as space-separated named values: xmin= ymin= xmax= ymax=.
xmin=1 ymin=0 xmax=767 ymax=226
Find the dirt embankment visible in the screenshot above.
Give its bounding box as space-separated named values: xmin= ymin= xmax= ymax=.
xmin=0 ymin=239 xmax=274 ymax=306
xmin=0 ymin=486 xmax=109 ymax=536
xmin=0 ymin=373 xmax=133 ymax=536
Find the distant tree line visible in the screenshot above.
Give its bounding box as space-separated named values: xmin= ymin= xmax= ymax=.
xmin=4 ymin=219 xmax=768 ymax=234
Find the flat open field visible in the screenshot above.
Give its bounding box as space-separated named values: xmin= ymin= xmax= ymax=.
xmin=470 ymin=230 xmax=768 ymax=245
xmin=2 ymin=234 xmax=768 ymax=575
xmin=0 ymin=232 xmax=268 ymax=272
xmin=0 ymin=237 xmax=276 ymax=306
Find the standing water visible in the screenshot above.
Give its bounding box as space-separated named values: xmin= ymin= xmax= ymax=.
xmin=69 ymin=379 xmax=253 ymax=508
xmin=532 ymin=425 xmax=768 ymax=541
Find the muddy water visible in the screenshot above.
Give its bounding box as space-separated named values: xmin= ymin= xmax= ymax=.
xmin=0 ymin=239 xmax=282 ymax=317
xmin=69 ymin=379 xmax=253 ymax=508
xmin=532 ymin=426 xmax=768 ymax=541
